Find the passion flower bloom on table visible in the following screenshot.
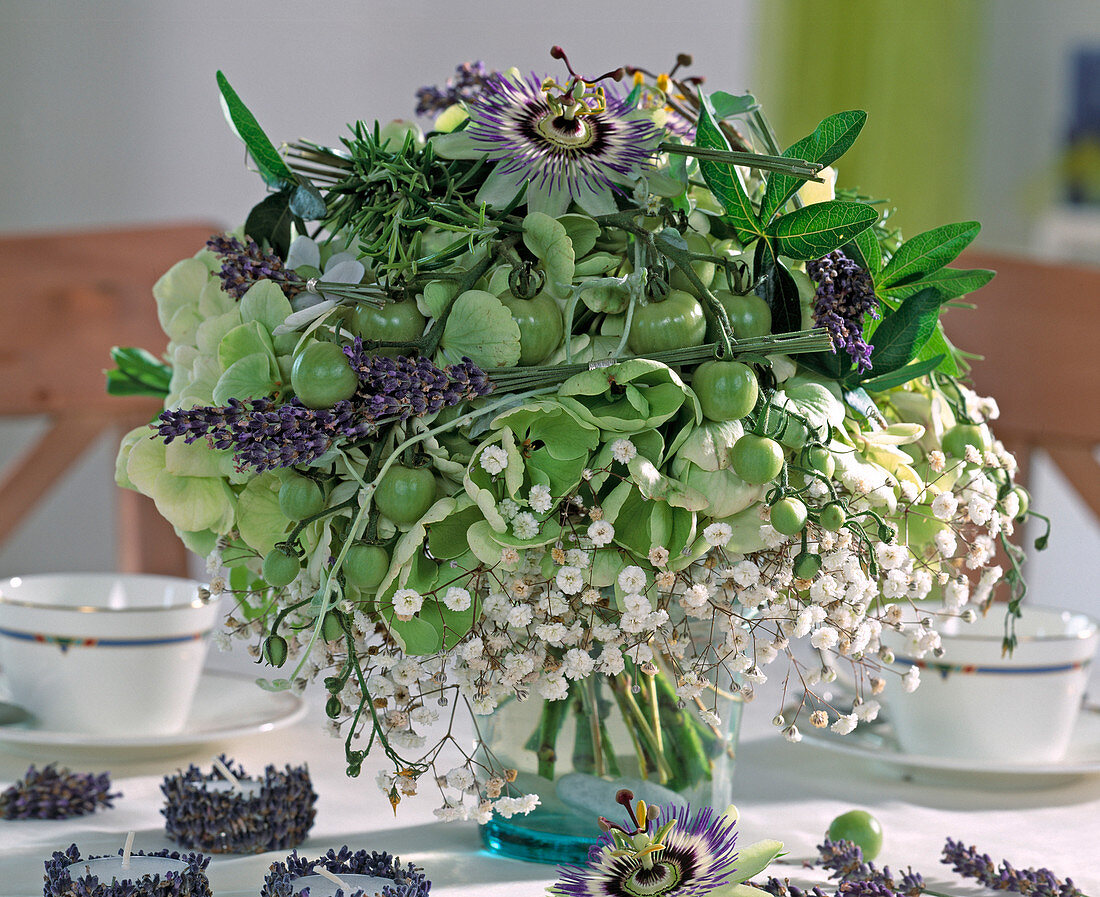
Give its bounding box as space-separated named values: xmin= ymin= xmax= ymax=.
xmin=110 ymin=48 xmax=1039 ymax=826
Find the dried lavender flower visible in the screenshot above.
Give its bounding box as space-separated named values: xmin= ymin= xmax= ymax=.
xmin=415 ymin=60 xmax=494 ymax=117
xmin=44 ymin=844 xmax=212 ymax=897
xmin=806 ymin=249 xmax=879 ymax=373
xmin=161 ymin=756 xmax=316 ymax=854
xmin=759 ymin=877 xmax=831 ymax=897
xmin=206 ymin=233 xmax=303 ymax=301
xmin=0 ymin=764 xmax=119 ymax=820
xmin=261 ymin=846 xmax=430 ymax=897
xmin=942 ymin=838 xmax=1083 ymax=897
xmin=818 ymin=839 xmax=925 ymax=897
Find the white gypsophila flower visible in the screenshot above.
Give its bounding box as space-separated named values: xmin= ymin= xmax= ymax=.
xmin=500 ymin=547 xmax=520 ymax=568
xmin=882 ymin=568 xmax=911 ymax=600
xmin=538 ymin=675 xmax=569 ymax=700
xmin=928 ymin=450 xmax=946 ymax=473
xmin=512 ymin=512 xmax=540 ymax=540
xmin=411 ymin=705 xmax=438 ymax=726
xmin=1001 ymin=490 xmax=1020 ymax=520
xmin=622 ymin=592 xmax=651 ymax=614
xmin=620 ymin=611 xmax=649 ymax=634
xmin=899 ymin=480 xmax=920 ymax=503
xmin=443 ymin=586 xmax=472 ymax=612
xmin=967 ymin=534 xmax=996 ymax=569
xmin=760 ymin=524 xmax=788 ymax=548
xmin=446 ymin=767 xmax=476 ymax=791
xmin=561 ymin=648 xmax=596 ymax=680
xmin=507 ymin=603 xmax=534 ymax=628
xmin=902 ymin=665 xmax=921 ymax=692
xmin=974 ymin=565 xmax=1004 ymax=604
xmin=480 ymin=444 xmax=509 ymax=475
xmin=682 ymin=583 xmax=711 ymax=608
xmin=808 ymin=478 xmax=829 ymax=499
xmin=535 ymin=622 xmax=568 ymax=645
xmin=934 ymin=528 xmax=958 ymax=559
xmin=625 ymin=642 xmax=653 ymax=663
xmin=434 ymin=803 xmax=467 ymax=822
xmin=587 ymin=520 xmax=615 ymax=547
xmin=965 ymin=443 xmax=983 ymax=464
xmin=831 ymin=713 xmax=858 ymax=734
xmin=391 ymin=730 xmax=427 ymax=750
xmin=875 ymin=542 xmax=911 ymax=571
xmin=810 ymin=626 xmax=839 ymax=650
xmin=392 ymin=588 xmax=424 ymax=617
xmin=555 ymin=565 xmax=585 ymax=595
xmin=528 ymin=484 xmax=553 ymax=513
xmin=618 ymin=565 xmax=647 ymax=593
xmin=784 ymin=725 xmax=802 ymax=743
xmin=676 ymin=672 xmax=705 ymax=700
xmin=648 ymin=546 xmax=670 ymax=567
xmin=702 ymin=522 xmax=733 ymax=547
xmin=809 ymin=709 xmax=829 ymax=728
xmin=499 ymin=498 xmax=520 ymax=519
xmin=729 ymin=559 xmax=761 ymax=587
xmin=610 ymin=438 xmax=637 ymax=464
xmin=471 ymin=695 xmax=499 ymax=714
xmin=967 ymin=494 xmax=994 ymax=526
xmin=854 ymin=699 xmax=881 ymax=722
xmin=211 ymin=630 xmax=232 ymax=652
xmin=598 ymin=646 xmax=626 ymax=675
xmin=792 ymin=608 xmax=816 ymax=639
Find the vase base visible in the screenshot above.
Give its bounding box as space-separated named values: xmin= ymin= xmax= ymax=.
xmin=479 ymin=812 xmax=598 ymax=865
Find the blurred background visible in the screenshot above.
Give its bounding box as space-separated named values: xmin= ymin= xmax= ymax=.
xmin=1 ymin=0 xmax=1097 ymax=617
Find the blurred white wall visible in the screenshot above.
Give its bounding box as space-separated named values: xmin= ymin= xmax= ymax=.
xmin=0 ymin=0 xmax=1096 ymax=621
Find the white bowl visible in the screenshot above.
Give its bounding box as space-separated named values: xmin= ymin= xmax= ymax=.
xmin=0 ymin=574 xmax=220 ymax=736
xmin=880 ymin=605 xmax=1098 ymax=763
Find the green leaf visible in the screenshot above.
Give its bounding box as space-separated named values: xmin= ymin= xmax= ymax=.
xmin=764 ymin=200 xmax=879 ymax=260
xmin=152 ymin=471 xmax=236 ymax=534
xmin=878 ymin=267 xmax=994 ymax=302
xmin=218 ymin=321 xmax=274 ymax=372
xmin=557 ymin=213 xmax=600 ymax=258
xmin=798 ymin=348 xmax=851 ymax=381
xmin=866 ymin=287 xmax=944 ymax=376
xmin=439 ymin=290 xmax=521 ymax=368
xmin=849 ymin=227 xmax=883 ymax=275
xmin=245 ymin=189 xmax=295 ymax=258
xmin=878 ymin=221 xmax=981 ymax=288
xmin=289 ymin=180 xmax=326 ymax=220
xmin=710 ymin=91 xmax=759 ymax=119
xmin=753 ymin=245 xmax=802 ymax=335
xmin=759 ymin=111 xmax=867 ymax=223
xmin=105 ymin=346 xmax=171 ymax=397
xmin=212 ymin=352 xmax=278 ymax=405
xmin=695 ymin=95 xmax=760 ymax=240
xmin=239 ymin=280 xmax=293 ymax=335
xmin=216 ymin=71 xmax=295 ymax=188
xmin=916 ymin=322 xmax=963 ymax=376
xmin=383 ymin=610 xmax=444 ymax=656
xmin=522 ymin=212 xmax=576 ymax=299
xmin=861 ymin=355 xmax=945 ymax=392
xmin=236 ymin=474 xmax=289 ymax=555
xmin=426 ymin=502 xmax=484 ymax=559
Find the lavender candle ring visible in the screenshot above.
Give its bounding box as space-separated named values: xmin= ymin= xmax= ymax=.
xmin=44 ymin=844 xmax=211 ymax=897
xmin=261 ymin=847 xmax=431 ymax=897
xmin=161 ymin=755 xmax=316 ymax=854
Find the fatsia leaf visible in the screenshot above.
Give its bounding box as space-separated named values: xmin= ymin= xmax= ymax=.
xmin=865 ymin=287 xmax=944 ymax=377
xmin=878 ymin=221 xmax=981 ymax=288
xmin=760 ymin=111 xmax=867 ymax=223
xmin=216 ymin=71 xmax=295 ymax=188
xmin=695 ymin=95 xmax=761 ymax=240
xmin=765 ymin=200 xmax=879 ymax=260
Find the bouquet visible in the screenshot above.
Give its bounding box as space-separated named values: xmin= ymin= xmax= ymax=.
xmin=112 ymin=49 xmax=1038 ymax=825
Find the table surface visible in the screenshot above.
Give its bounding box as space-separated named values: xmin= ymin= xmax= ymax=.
xmin=1 ymin=653 xmax=1098 ymax=897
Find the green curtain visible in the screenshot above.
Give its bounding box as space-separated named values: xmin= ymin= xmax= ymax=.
xmin=754 ymin=0 xmax=987 ymax=238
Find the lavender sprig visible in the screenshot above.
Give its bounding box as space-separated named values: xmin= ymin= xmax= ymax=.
xmin=415 ymin=60 xmax=495 ymax=117
xmin=0 ymin=764 xmax=119 ymax=820
xmin=818 ymin=839 xmax=925 ymax=897
xmin=206 ymin=233 xmax=303 ymax=301
xmin=942 ymin=838 xmax=1084 ymax=897
xmin=760 ymin=877 xmax=831 ymax=897
xmin=806 ymin=249 xmax=879 ymax=373
xmin=153 ymin=347 xmax=492 ymax=473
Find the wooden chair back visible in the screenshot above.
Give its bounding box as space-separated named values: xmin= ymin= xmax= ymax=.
xmin=945 ymin=250 xmax=1100 ymax=519
xmin=0 ymin=223 xmax=219 ymax=575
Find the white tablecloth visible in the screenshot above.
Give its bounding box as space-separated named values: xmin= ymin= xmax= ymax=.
xmin=1 ymin=659 xmax=1098 ymax=897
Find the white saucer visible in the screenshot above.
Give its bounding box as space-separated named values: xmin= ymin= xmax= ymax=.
xmin=0 ymin=669 xmax=307 ymax=760
xmin=792 ymin=694 xmax=1100 ymax=780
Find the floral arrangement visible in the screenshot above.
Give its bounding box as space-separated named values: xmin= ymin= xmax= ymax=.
xmin=112 ymin=49 xmax=1039 ymax=824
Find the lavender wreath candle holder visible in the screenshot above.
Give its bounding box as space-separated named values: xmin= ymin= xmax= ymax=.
xmin=261 ymin=847 xmax=431 ymax=897
xmin=1 ymin=764 xmax=119 ymax=820
xmin=161 ymin=756 xmax=316 ymax=854
xmin=44 ymin=844 xmax=211 ymax=897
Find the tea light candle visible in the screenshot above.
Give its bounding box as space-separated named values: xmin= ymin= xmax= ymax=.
xmin=260 ymin=849 xmax=431 ymax=897
xmin=290 ymin=870 xmax=395 ymax=897
xmin=161 ymin=754 xmax=315 ymax=854
xmin=45 ymin=833 xmax=211 ymax=897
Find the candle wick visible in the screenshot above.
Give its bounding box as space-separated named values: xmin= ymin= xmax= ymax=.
xmin=211 ymin=756 xmax=241 ymax=789
xmin=314 ymin=865 xmax=351 ymax=890
xmin=121 ymin=831 xmax=136 ymax=870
